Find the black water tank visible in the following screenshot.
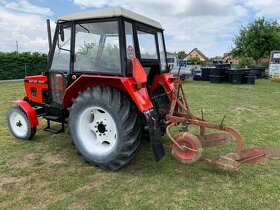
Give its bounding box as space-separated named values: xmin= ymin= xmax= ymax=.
xmin=201 ymin=67 xmax=212 ymax=81
xmin=251 ymin=66 xmax=265 ymax=78
xmin=245 ymin=74 xmax=256 ymax=85
xmin=229 ymin=68 xmax=244 ymax=84
xmin=210 ymin=75 xmax=223 ymax=83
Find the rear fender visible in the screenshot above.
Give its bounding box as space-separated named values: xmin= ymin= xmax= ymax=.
xmin=151 ymin=73 xmax=175 ymax=100
xmin=62 ymin=75 xmax=153 ymax=112
xmin=13 ymin=100 xmax=38 ymax=127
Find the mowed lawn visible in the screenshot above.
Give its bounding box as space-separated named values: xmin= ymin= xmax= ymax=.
xmin=0 ymin=79 xmax=280 ymax=209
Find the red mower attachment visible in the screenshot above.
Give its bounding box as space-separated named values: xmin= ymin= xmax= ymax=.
xmin=164 ymin=78 xmax=280 ymax=172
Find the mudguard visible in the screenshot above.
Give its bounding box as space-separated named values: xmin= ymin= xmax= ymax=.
xmin=143 ymin=109 xmax=165 ymax=162
xmin=13 ymin=100 xmax=38 ymax=127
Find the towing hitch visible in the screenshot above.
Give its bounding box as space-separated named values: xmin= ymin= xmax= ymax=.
xmin=165 ymin=79 xmax=280 ymax=172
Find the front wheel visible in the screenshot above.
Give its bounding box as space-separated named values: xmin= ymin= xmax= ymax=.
xmin=6 ymin=106 xmax=36 ymax=140
xmin=69 ymin=86 xmax=142 ymax=170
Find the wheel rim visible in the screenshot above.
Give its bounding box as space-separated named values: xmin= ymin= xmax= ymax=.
xmin=9 ymin=110 xmax=28 ymax=138
xmin=78 ymin=106 xmax=117 ymax=155
xmin=172 ymin=139 xmax=196 ymax=160
xmin=171 ymin=132 xmax=202 ymax=164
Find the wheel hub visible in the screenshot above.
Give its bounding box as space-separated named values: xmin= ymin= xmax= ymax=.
xmin=78 ymin=106 xmax=117 ymax=155
xmin=97 ymin=122 xmax=106 ymax=134
xmin=16 ymin=120 xmax=23 ymax=127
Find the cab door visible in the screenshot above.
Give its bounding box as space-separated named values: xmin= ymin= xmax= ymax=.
xmin=48 ymin=23 xmax=72 ymax=104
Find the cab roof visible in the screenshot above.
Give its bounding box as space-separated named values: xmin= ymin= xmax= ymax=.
xmin=56 ymin=7 xmax=163 ymax=30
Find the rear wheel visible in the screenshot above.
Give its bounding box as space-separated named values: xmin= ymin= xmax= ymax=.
xmin=6 ymin=106 xmax=36 ymax=140
xmin=69 ymin=86 xmax=142 ymax=170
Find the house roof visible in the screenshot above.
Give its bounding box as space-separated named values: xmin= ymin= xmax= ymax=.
xmin=56 ymin=7 xmax=163 ymax=29
xmin=185 ymin=48 xmax=208 ymax=60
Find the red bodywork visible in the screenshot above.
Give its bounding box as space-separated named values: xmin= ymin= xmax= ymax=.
xmin=24 ymin=75 xmax=48 ymax=103
xmin=62 ymin=58 xmax=172 ymax=112
xmin=13 ymin=100 xmax=38 ymax=127
xmin=22 ymin=58 xmax=173 ymax=114
xmin=62 ymin=75 xmax=153 ymax=112
xmin=151 ymin=73 xmax=175 ymax=100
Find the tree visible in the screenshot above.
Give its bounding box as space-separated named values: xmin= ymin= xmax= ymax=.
xmin=177 ymin=51 xmax=187 ymax=59
xmin=237 ymin=57 xmax=253 ymax=68
xmin=187 ymin=56 xmax=201 ymax=64
xmin=231 ymin=17 xmax=280 ymax=62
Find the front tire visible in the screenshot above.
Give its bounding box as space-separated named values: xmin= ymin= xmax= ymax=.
xmin=6 ymin=106 xmax=36 ymax=140
xmin=69 ymin=86 xmax=142 ymax=170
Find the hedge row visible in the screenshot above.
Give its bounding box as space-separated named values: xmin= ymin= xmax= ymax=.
xmin=0 ymin=52 xmax=47 ymax=80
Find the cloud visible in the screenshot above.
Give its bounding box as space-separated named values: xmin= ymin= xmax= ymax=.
xmin=4 ymin=0 xmax=53 ymax=16
xmin=0 ymin=0 xmax=279 ymax=57
xmin=243 ymin=0 xmax=280 ymax=19
xmin=73 ymin=0 xmax=248 ymax=57
xmin=0 ymin=0 xmax=54 ymax=52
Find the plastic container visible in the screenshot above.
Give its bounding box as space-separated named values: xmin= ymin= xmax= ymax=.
xmin=245 ymin=74 xmax=256 ymax=85
xmin=210 ymin=75 xmax=223 ymax=83
xmin=201 ymin=67 xmax=212 ymax=81
xmin=229 ymin=69 xmax=244 ymax=84
xmin=251 ymin=66 xmax=265 ymax=78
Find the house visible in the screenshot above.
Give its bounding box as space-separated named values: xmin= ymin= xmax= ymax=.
xmin=258 ymin=57 xmax=270 ymax=63
xmin=223 ymin=53 xmax=239 ymax=64
xmin=184 ymin=48 xmax=208 ymax=62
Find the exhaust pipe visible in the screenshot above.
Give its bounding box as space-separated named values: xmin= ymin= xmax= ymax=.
xmin=46 ymin=19 xmax=52 ymax=53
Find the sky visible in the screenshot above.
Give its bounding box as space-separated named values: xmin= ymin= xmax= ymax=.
xmin=0 ymin=0 xmax=280 ymax=57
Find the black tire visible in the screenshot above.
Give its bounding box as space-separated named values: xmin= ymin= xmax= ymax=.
xmin=6 ymin=106 xmax=36 ymax=140
xmin=69 ymin=86 xmax=142 ymax=170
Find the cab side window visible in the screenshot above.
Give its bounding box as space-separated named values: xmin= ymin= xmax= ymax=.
xmin=51 ymin=25 xmax=71 ymax=72
xmin=137 ymin=30 xmax=158 ymax=59
xmin=74 ymin=21 xmax=121 ymax=73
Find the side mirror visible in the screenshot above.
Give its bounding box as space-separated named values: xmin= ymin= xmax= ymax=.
xmin=59 ymin=25 xmax=65 ymax=42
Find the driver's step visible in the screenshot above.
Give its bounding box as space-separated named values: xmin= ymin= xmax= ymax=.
xmin=43 ymin=115 xmax=61 ymax=121
xmin=44 ymin=117 xmax=65 ymax=134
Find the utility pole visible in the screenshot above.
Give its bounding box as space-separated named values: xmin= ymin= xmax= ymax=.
xmin=16 ymin=41 xmax=18 ymax=52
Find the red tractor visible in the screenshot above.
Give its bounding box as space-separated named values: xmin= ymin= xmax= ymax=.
xmin=6 ymin=7 xmax=279 ymax=171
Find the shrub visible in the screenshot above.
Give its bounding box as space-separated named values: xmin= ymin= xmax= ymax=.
xmin=187 ymin=57 xmax=201 ymax=64
xmin=0 ymin=52 xmax=47 ymax=80
xmin=237 ymin=56 xmax=253 ymax=68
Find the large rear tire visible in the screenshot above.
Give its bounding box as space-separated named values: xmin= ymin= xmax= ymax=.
xmin=6 ymin=106 xmax=36 ymax=140
xmin=69 ymin=86 xmax=142 ymax=170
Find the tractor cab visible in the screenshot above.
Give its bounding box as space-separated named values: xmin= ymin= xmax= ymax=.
xmin=47 ymin=7 xmax=168 ymax=105
xmin=21 ymin=7 xmax=171 ymax=134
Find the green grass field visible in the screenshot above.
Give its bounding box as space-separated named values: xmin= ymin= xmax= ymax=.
xmin=0 ymin=79 xmax=280 ymax=209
